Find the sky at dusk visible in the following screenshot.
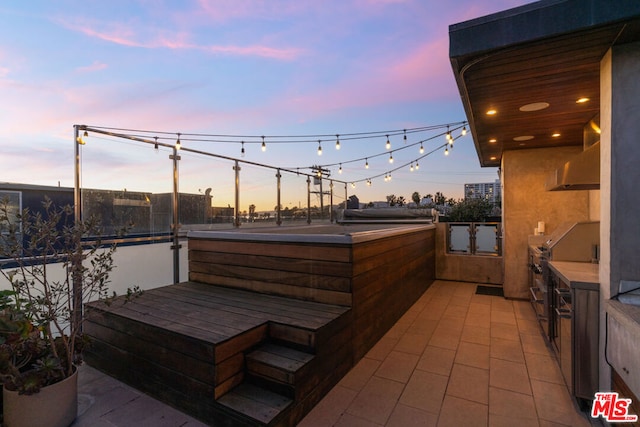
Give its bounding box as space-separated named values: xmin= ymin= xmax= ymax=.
xmin=0 ymin=0 xmax=533 ymax=212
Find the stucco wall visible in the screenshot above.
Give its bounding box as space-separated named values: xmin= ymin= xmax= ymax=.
xmin=502 ymin=147 xmax=590 ymax=299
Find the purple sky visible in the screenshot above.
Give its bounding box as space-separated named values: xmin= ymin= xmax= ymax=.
xmin=0 ymin=0 xmax=532 ymax=211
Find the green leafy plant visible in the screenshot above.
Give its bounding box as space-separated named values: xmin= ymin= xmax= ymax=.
xmin=0 ymin=197 xmax=139 ymax=394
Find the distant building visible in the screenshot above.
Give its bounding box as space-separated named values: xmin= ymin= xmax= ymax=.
xmin=464 ymin=179 xmax=501 ymax=204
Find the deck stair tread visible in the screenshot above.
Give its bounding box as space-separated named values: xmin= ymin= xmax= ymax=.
xmin=217 ymin=383 xmax=292 ymax=425
xmin=246 ymin=343 xmax=315 ymax=385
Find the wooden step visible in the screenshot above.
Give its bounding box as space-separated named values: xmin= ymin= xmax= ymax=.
xmin=246 ymin=343 xmax=314 ymax=386
xmin=217 ymin=383 xmax=292 ymax=426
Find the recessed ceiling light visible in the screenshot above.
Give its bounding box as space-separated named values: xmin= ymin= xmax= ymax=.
xmin=520 ymin=102 xmax=549 ymax=112
xmin=489 ymin=138 xmax=497 ymax=143
xmin=486 ymin=109 xmax=497 ymax=116
xmin=576 ymin=97 xmax=590 ymax=104
xmin=552 ymin=133 xmax=561 ymax=137
xmin=513 ymin=135 xmax=534 ymax=141
xmin=490 ymin=156 xmax=497 ymax=160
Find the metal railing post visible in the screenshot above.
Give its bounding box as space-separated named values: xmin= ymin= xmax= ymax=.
xmin=72 ymin=125 xmax=83 ymax=329
xmin=170 ymin=146 xmax=181 ymax=284
xmin=307 ymin=176 xmax=311 ymax=224
xmin=276 ymin=169 xmax=282 ymax=226
xmin=234 ymin=160 xmax=241 ymax=228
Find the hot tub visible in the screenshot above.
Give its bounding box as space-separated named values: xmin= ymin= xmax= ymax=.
xmin=188 ymin=223 xmax=436 ymax=359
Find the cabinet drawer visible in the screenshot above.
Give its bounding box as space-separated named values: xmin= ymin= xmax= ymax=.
xmin=608 ymin=314 xmax=640 ymax=398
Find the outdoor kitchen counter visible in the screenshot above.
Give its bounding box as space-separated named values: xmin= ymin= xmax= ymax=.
xmin=548 ymin=260 xmax=599 ymax=290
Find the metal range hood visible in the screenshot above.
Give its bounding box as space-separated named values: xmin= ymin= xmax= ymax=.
xmin=546 ymin=141 xmax=600 ymax=191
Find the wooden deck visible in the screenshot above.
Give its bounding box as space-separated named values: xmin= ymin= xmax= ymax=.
xmin=84 ymin=282 xmax=353 ymax=426
xmin=85 ymin=225 xmax=435 ymax=425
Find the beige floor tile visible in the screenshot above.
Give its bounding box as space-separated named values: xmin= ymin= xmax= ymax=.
xmin=489 ymin=387 xmax=538 ymax=420
xmin=491 ymin=298 xmax=514 ymax=313
xmin=490 ymin=322 xmax=520 ymax=341
xmin=428 ymin=327 xmax=461 ymax=351
xmin=489 ymin=358 xmax=532 ymax=395
xmin=375 ymin=350 xmax=419 ymax=383
xmin=335 ymin=413 xmax=384 ymax=427
xmin=468 ymin=301 xmax=492 ymax=315
xmin=417 ymin=304 xmax=447 ymax=322
xmin=513 ymin=301 xmax=538 ymax=321
xmin=461 ymin=324 xmax=491 ymax=346
xmin=446 ymin=363 xmax=489 ymax=404
xmin=489 ymin=413 xmax=540 ymax=427
xmin=416 ymin=345 xmax=455 ymax=376
xmin=444 ymin=303 xmax=468 ymax=318
xmin=299 ymin=385 xmax=358 ymax=427
xmin=437 ymin=395 xmax=488 ymax=427
xmin=524 ymin=352 xmax=565 ymax=385
xmin=395 ymin=332 xmax=431 ymax=355
xmin=465 ymin=312 xmax=491 ymax=329
xmin=516 ymin=317 xmax=543 ymax=336
xmin=490 ymin=337 xmax=525 ymax=363
xmin=385 ymin=320 xmax=412 ymax=339
xmin=386 ymin=403 xmax=438 ymax=427
xmin=531 ymin=379 xmax=586 ymax=426
xmin=366 ymin=336 xmax=399 ymax=362
xmin=455 ymin=341 xmax=490 ymax=369
xmin=491 ymin=309 xmax=517 ymax=325
xmin=339 ymin=357 xmax=381 ymax=391
xmin=399 ymin=369 xmax=449 ymax=414
xmin=409 ymin=318 xmax=439 ymax=337
xmin=471 ymin=294 xmax=494 ymax=306
xmin=346 ymin=376 xmax=404 ymax=424
xmin=520 ymin=331 xmax=554 ymax=356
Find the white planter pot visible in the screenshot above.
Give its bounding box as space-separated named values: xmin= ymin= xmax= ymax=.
xmin=3 ymin=368 xmax=78 ymax=427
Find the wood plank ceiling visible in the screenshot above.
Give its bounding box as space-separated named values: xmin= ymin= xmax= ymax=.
xmin=450 ymin=23 xmax=631 ymax=167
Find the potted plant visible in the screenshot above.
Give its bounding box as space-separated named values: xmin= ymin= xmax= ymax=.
xmin=0 ymin=197 xmax=136 ymax=427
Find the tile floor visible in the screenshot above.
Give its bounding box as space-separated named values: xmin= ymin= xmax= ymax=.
xmin=74 ymin=280 xmax=601 ymax=426
xmin=299 ymin=280 xmax=600 ymax=427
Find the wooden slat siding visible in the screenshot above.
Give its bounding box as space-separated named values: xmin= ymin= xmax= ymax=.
xmin=84 ymin=305 xmax=215 ymax=362
xmin=85 ymin=347 xmax=254 ymax=427
xmin=190 ymin=250 xmax=352 ymax=278
xmin=189 ymin=260 xmax=352 ymax=292
xmin=269 ymin=323 xmax=315 ymax=350
xmin=190 ymin=272 xmax=353 ymax=306
xmin=189 ymin=238 xmax=352 ymax=263
xmin=83 ymin=321 xmax=215 ymax=384
xmin=215 ymin=371 xmax=245 ymax=400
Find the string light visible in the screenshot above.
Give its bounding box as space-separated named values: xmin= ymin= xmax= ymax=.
xmin=367 ymin=179 xmax=371 ymax=186
xmin=410 ymin=163 xmax=414 ymax=172
xmin=415 ymin=161 xmax=419 ymax=170
xmin=176 ymin=133 xmax=181 ymax=150
xmin=317 ymin=140 xmax=322 ymax=156
xmin=261 ymin=136 xmax=266 ymax=152
xmin=419 ymin=143 xmax=424 ymax=154
xmin=365 ymin=158 xmax=369 ymax=169
xmin=403 ymin=129 xmax=407 ymax=142
xmin=444 ymin=147 xmax=449 ymax=156
xmin=462 ymin=125 xmax=467 ymax=136
xmin=386 ymin=135 xmax=391 ymax=150
xmin=339 ymin=163 xmax=343 ymax=174
xmin=154 ymin=136 xmax=158 ymax=150
xmin=241 ymin=141 xmax=245 ymax=157
xmin=389 ymin=152 xmax=394 ymax=164
xmin=446 ymin=125 xmax=451 ymax=142
xmin=336 ymin=135 xmax=340 ymax=150
xmin=351 ymin=182 xmax=356 ymax=188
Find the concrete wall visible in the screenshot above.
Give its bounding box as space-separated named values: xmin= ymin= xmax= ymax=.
xmin=502 ymin=147 xmax=590 ymax=299
xmin=600 ymin=42 xmax=640 ymax=395
xmin=435 ymin=223 xmax=503 ymax=284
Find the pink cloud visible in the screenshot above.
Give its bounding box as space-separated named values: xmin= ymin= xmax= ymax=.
xmin=56 ymin=17 xmax=302 ymax=60
xmin=76 ymin=60 xmax=108 ymax=73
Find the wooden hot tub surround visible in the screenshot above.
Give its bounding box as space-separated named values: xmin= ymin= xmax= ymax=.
xmin=84 ymin=223 xmax=435 ymax=425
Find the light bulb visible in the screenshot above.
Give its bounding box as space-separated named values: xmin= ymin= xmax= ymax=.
xmin=415 ymin=162 xmax=419 ymax=170
xmin=317 ymin=140 xmax=322 ymax=156
xmin=389 ymin=153 xmax=394 ymax=164
xmin=365 ymin=159 xmax=369 ymax=169
xmin=339 ymin=164 xmax=343 ymax=174
xmin=175 ymin=133 xmax=181 ymax=150
xmin=336 ymin=135 xmax=340 ymax=150
xmin=261 ymin=136 xmax=266 ymax=152
xmin=462 ymin=126 xmax=467 ymax=136
xmin=241 ymin=142 xmax=245 ymax=157
xmin=386 ymin=135 xmax=391 ymax=150
xmin=444 ymin=147 xmax=449 ymax=156
xmin=419 ymin=143 xmax=424 ymax=154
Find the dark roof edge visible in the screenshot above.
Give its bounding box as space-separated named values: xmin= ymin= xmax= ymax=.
xmin=449 ymin=0 xmax=640 ymax=58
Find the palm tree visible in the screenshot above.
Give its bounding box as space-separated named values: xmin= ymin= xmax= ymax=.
xmin=411 ymin=191 xmax=421 ymax=206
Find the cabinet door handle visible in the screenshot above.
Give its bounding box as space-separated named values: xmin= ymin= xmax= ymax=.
xmin=555 ymin=308 xmax=571 ymax=319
